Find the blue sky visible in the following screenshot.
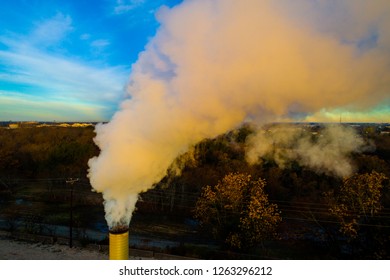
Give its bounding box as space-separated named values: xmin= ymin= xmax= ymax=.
xmin=1 ymin=0 xmax=389 ymax=123
xmin=0 ymin=0 xmax=181 ymax=121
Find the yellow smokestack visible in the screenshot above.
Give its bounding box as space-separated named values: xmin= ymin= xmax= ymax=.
xmin=109 ymin=229 xmax=129 ymax=260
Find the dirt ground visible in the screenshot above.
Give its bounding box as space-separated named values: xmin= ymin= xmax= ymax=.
xmin=0 ymin=236 xmax=108 ymax=260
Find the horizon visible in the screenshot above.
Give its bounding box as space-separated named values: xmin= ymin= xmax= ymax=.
xmin=1 ymin=120 xmax=389 ymax=125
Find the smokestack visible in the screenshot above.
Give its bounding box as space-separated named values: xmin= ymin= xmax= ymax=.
xmin=109 ymin=226 xmax=129 ymax=260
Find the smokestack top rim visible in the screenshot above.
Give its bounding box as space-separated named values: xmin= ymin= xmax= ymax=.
xmin=109 ymin=226 xmax=129 ymax=234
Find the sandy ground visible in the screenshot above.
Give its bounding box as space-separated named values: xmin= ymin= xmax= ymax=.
xmin=0 ymin=236 xmax=109 ymax=260
xmin=0 ymin=230 xmax=188 ymax=260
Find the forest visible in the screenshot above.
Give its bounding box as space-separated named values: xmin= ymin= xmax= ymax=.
xmin=0 ymin=123 xmax=389 ymax=259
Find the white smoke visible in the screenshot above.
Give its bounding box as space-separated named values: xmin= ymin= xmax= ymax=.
xmin=88 ymin=0 xmax=390 ymax=228
xmin=245 ymin=124 xmax=367 ymax=177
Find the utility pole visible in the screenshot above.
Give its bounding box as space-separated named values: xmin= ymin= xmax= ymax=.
xmin=66 ymin=178 xmax=79 ymax=248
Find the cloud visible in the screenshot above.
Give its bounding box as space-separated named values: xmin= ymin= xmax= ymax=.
xmin=91 ymin=39 xmax=110 ymax=48
xmin=80 ymin=33 xmax=91 ymax=40
xmin=0 ymin=36 xmax=129 ymax=120
xmin=0 ymin=90 xmax=108 ymax=121
xmin=79 ymin=35 xmax=111 ymax=56
xmin=112 ymin=0 xmax=174 ymax=27
xmin=29 ymin=13 xmax=74 ymax=47
xmin=0 ymin=10 xmax=130 ymax=121
xmin=114 ymin=0 xmax=146 ymax=14
xmin=91 ymin=39 xmax=111 ymax=55
xmin=0 ymin=43 xmax=127 ymax=99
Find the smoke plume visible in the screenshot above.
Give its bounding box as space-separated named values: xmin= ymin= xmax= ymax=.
xmin=88 ymin=0 xmax=390 ymax=229
xmin=245 ymin=124 xmax=367 ymax=178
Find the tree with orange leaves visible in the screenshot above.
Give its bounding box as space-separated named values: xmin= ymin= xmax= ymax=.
xmin=194 ymin=172 xmax=281 ymax=250
xmin=327 ymin=171 xmax=388 ymax=239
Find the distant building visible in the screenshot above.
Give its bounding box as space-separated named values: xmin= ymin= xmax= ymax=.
xmin=58 ymin=123 xmax=71 ymax=127
xmin=9 ymin=123 xmax=19 ymax=129
xmin=71 ymin=123 xmax=94 ymax=128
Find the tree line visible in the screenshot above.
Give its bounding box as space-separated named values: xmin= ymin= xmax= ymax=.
xmin=0 ymin=126 xmax=98 ymax=179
